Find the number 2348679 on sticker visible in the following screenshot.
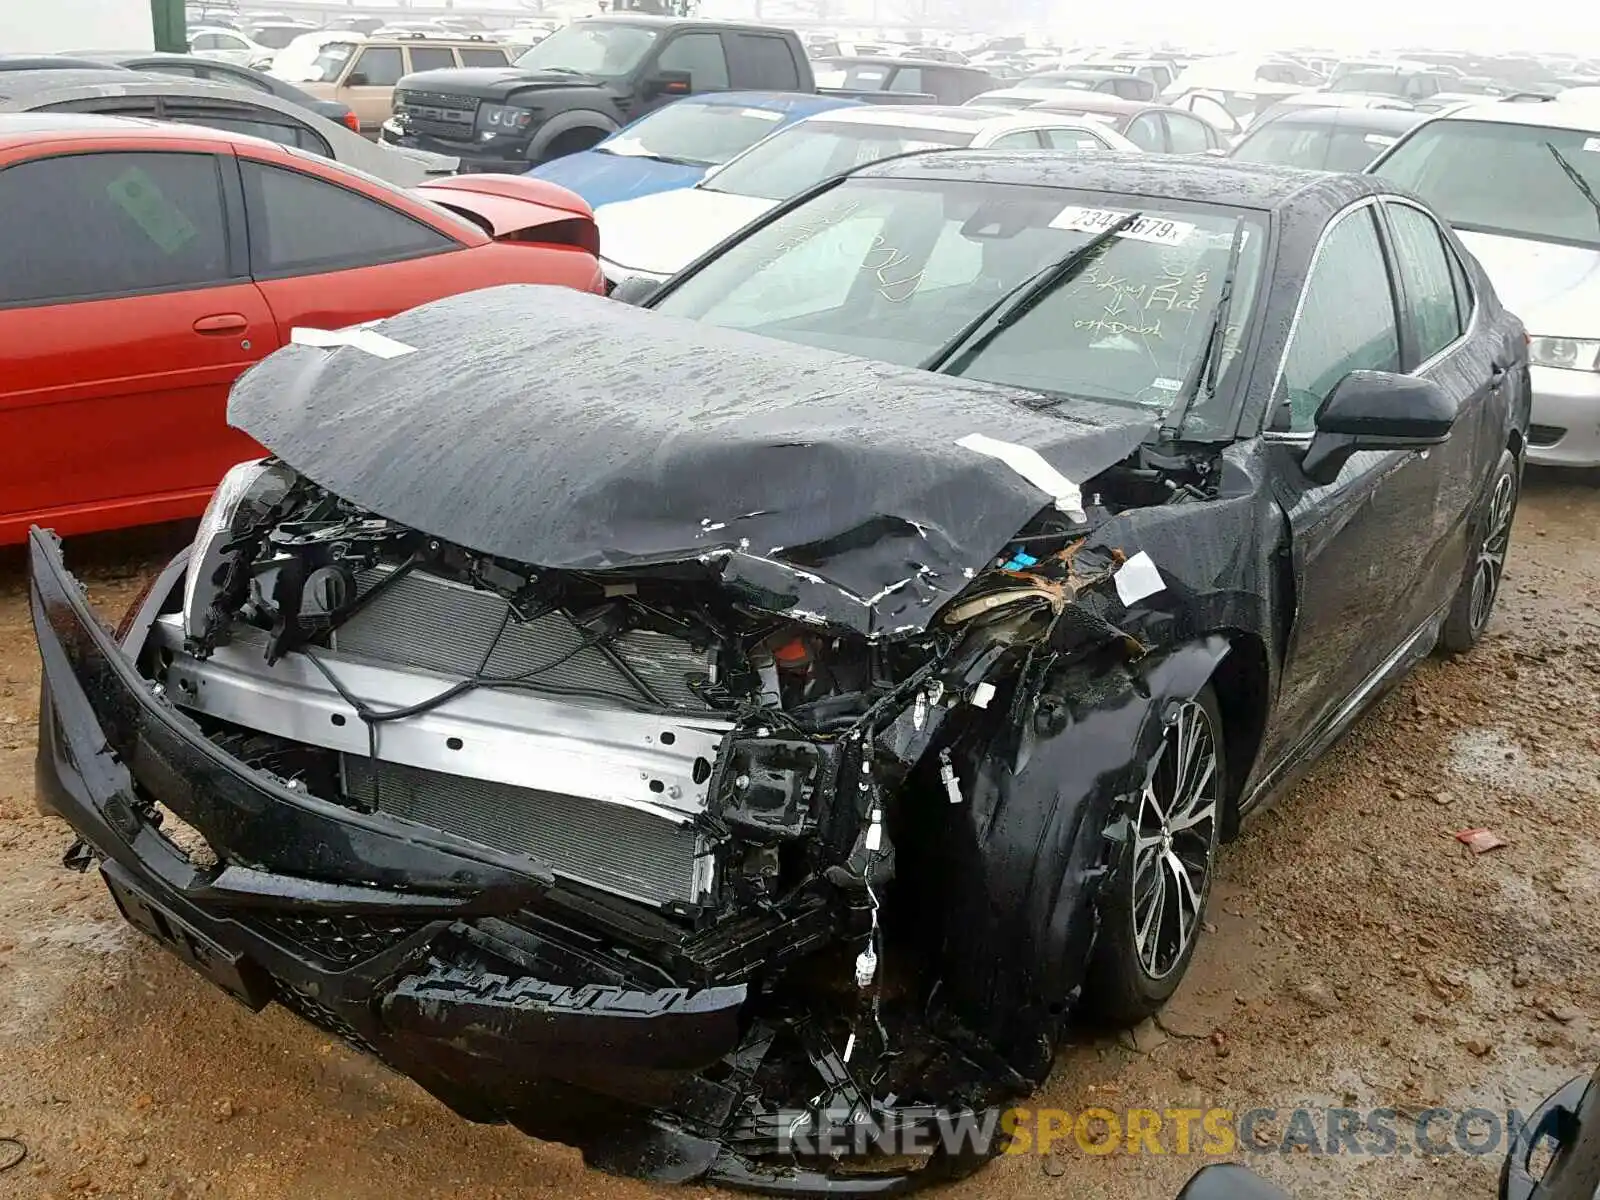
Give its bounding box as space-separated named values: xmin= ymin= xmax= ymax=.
xmin=1049 ymin=206 xmax=1194 ymax=246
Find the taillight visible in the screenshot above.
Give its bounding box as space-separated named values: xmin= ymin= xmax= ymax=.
xmin=341 ymin=110 xmax=361 ymax=133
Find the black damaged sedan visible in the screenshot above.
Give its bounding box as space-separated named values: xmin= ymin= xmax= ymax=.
xmin=29 ymin=152 xmax=1529 ymax=1192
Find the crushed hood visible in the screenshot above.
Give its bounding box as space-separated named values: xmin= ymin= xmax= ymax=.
xmin=228 ymin=285 xmax=1155 ymax=637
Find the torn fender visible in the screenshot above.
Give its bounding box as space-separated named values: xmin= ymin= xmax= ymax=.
xmin=930 ymin=636 xmax=1230 ymax=1076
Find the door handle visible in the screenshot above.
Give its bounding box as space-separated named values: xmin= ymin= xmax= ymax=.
xmin=1489 ymin=361 xmax=1510 ymax=386
xmin=193 ymin=313 xmax=248 ymax=334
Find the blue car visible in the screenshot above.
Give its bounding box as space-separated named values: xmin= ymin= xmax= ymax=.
xmin=527 ymin=91 xmax=860 ymax=209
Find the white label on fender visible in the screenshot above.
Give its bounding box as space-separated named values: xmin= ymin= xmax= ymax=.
xmin=1115 ymin=551 xmax=1166 ymax=606
xmin=1049 ymin=206 xmax=1194 ymax=246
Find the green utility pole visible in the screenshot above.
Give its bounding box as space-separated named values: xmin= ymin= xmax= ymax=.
xmin=151 ymin=0 xmax=186 ymax=52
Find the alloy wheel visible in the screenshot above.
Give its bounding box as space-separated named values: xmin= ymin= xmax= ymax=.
xmin=1469 ymin=470 xmax=1516 ymax=635
xmin=1131 ymin=700 xmax=1220 ymax=981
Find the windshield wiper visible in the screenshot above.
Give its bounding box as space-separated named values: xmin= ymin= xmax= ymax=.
xmin=921 ymin=211 xmax=1144 ymax=375
xmin=596 ymin=148 xmax=709 ymax=167
xmin=1545 ymin=142 xmax=1600 ymax=234
xmin=1160 ymin=221 xmax=1244 ymax=440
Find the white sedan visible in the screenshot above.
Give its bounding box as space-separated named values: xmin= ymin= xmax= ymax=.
xmin=595 ymin=104 xmax=1139 ymax=287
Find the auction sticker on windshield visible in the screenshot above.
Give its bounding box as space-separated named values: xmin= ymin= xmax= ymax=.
xmin=1050 ymin=206 xmax=1194 ymax=246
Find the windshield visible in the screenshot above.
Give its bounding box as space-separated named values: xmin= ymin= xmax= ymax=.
xmin=654 ymin=178 xmax=1268 ymax=437
xmin=703 ymin=121 xmax=972 ymax=201
xmin=815 ymin=62 xmax=900 ymax=91
xmin=512 ymin=22 xmax=657 ymax=79
xmin=1375 ymin=119 xmax=1600 ymax=249
xmin=298 ymin=41 xmax=357 ymax=83
xmin=600 ymin=100 xmax=789 ymax=167
xmin=251 ymin=25 xmax=305 ymax=49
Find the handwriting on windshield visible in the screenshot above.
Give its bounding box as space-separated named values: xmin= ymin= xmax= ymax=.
xmin=860 ymin=237 xmax=923 ymax=302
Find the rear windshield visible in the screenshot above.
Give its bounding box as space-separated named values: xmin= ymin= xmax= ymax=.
xmin=1233 ymin=119 xmax=1403 ymax=172
xmin=1375 ymin=119 xmax=1600 ymax=249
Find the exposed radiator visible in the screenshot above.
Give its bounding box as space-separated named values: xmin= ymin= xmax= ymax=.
xmin=334 ymin=568 xmax=715 ymax=710
xmin=344 ymin=757 xmax=710 ymax=909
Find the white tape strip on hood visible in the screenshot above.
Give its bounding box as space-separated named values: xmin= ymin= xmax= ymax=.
xmin=290 ymin=326 xmax=415 ymax=359
xmin=956 ymin=432 xmax=1086 ymax=522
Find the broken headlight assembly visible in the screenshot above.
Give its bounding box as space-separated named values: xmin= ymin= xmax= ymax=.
xmin=182 ymin=459 xmax=297 ymax=643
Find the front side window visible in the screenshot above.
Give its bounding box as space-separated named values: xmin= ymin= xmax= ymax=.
xmin=655 ymin=32 xmax=729 ymax=90
xmin=702 ymin=120 xmax=971 ymax=201
xmin=1374 ymin=119 xmax=1600 ymax=249
xmin=1386 ymin=201 xmax=1465 ymax=363
xmin=656 ymin=178 xmax=1269 ymax=438
xmin=1278 ymin=208 xmax=1400 ymax=431
xmin=241 ymin=161 xmax=455 ymax=275
xmin=513 ymin=22 xmax=659 ymax=79
xmin=600 ymin=99 xmax=785 ymax=167
xmin=297 ymin=40 xmax=358 ymax=83
xmin=0 ymin=151 xmax=230 ymax=305
xmin=730 ymin=34 xmax=800 ymax=90
xmin=352 ymin=47 xmax=404 ymax=87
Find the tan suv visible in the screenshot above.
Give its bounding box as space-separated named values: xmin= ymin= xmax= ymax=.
xmin=299 ymin=34 xmax=513 ymax=133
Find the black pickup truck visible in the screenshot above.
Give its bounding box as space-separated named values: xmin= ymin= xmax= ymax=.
xmin=380 ymin=15 xmax=821 ymax=171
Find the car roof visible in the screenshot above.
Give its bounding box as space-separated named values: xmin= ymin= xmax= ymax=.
xmin=1429 ymin=98 xmax=1600 ymax=132
xmin=974 ymin=87 xmax=1097 ymax=103
xmin=1042 ymin=68 xmax=1140 ymax=81
xmin=858 ymin=148 xmax=1387 ymax=212
xmin=0 ymin=74 xmax=342 ymax=131
xmin=0 ymin=109 xmax=241 ymax=148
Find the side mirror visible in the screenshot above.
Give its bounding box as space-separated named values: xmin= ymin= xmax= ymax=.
xmin=1300 ymin=370 xmax=1458 ymax=485
xmin=609 ymin=275 xmax=661 ymax=306
xmin=642 ymin=69 xmax=693 ymax=99
xmin=346 ymin=72 xmax=369 ymax=86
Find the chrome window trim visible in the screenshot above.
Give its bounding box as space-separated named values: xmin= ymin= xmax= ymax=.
xmin=1266 ymin=194 xmax=1385 ymax=427
xmin=1382 ymin=194 xmax=1481 ymax=371
xmin=1265 ymin=191 xmax=1480 ymax=436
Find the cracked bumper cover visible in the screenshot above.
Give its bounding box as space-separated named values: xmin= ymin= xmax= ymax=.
xmin=26 ymin=528 xmax=987 ymax=1194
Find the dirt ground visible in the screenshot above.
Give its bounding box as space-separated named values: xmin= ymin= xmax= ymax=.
xmin=1 ymin=472 xmax=1596 ymax=1200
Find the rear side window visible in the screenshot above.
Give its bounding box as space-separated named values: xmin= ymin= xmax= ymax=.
xmin=1125 ymin=112 xmax=1164 ymax=151
xmin=0 ymin=151 xmax=231 ymax=305
xmin=1165 ymin=113 xmax=1213 ymax=154
xmin=240 ymin=160 xmax=455 ymax=276
xmin=1386 ymin=201 xmax=1465 ymax=363
xmin=459 ymin=47 xmax=508 ymax=67
xmin=164 ymin=104 xmax=334 ymax=157
xmin=409 ymin=47 xmax=455 ymax=73
xmin=656 ymin=32 xmax=729 ymax=90
xmin=729 ymin=33 xmax=800 ymax=90
xmin=352 ymin=46 xmax=403 ymax=86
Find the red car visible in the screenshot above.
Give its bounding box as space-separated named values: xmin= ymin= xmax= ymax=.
xmin=0 ymin=114 xmax=603 ymax=545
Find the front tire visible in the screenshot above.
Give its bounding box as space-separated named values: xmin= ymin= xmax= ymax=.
xmin=1083 ymin=685 xmax=1225 ymax=1025
xmin=1440 ymin=447 xmax=1519 ymax=655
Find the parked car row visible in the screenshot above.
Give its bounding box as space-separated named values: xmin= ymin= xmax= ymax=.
xmin=23 ymin=126 xmax=1536 ymax=1198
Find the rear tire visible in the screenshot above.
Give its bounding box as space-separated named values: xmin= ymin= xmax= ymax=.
xmin=1440 ymin=448 xmax=1519 ymax=655
xmin=1082 ymin=685 xmax=1225 ymax=1026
